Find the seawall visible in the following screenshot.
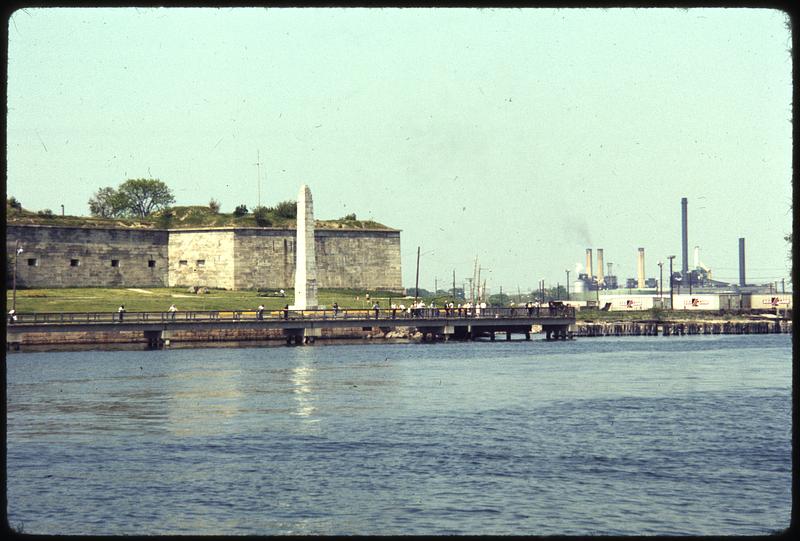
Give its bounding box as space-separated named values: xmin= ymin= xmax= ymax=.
xmin=573 ymin=319 xmax=792 ymax=337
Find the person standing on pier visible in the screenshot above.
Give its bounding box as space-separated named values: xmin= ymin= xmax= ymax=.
xmin=373 ymin=302 xmax=380 ymax=319
xmin=118 ymin=305 xmax=126 ymax=322
xmin=256 ymin=304 xmax=264 ymax=320
xmin=168 ymin=304 xmax=178 ymax=321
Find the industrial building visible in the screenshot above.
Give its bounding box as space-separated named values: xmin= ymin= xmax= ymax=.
xmin=568 ymin=197 xmax=789 ymax=302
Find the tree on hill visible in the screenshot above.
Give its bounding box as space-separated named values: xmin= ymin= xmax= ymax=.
xmin=88 ymin=179 xmax=175 ymax=218
xmin=88 ymin=186 xmax=127 ymax=218
xmin=118 ymin=179 xmax=175 ymax=218
xmin=7 ymin=197 xmax=22 ymax=210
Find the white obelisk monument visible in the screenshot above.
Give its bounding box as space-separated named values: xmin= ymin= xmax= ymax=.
xmin=291 ymin=184 xmax=318 ymax=310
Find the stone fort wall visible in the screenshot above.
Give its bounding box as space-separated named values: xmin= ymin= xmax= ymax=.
xmin=6 ymin=225 xmax=169 ymax=289
xmin=7 ymin=224 xmax=402 ymax=291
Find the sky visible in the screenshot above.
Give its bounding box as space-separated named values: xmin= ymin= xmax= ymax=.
xmin=6 ymin=7 xmax=793 ymax=293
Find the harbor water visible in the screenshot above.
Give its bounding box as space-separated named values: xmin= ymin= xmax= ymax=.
xmin=6 ymin=334 xmax=792 ymax=535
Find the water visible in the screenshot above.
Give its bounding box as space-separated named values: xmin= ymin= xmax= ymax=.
xmin=6 ymin=335 xmax=792 ymax=535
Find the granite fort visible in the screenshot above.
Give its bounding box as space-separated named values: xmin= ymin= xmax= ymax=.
xmin=6 ymin=187 xmax=402 ymax=292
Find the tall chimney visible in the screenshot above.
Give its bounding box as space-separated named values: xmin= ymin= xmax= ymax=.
xmin=585 ymin=249 xmax=593 ymax=280
xmin=597 ymin=249 xmax=605 ymax=286
xmin=637 ymin=247 xmax=645 ymax=289
xmin=739 ymin=237 xmax=746 ymax=287
xmin=681 ymin=197 xmax=689 ymax=276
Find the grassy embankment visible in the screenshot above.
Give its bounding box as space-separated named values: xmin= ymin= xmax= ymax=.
xmin=6 ymin=203 xmax=390 ymax=230
xmin=7 ymin=288 xmax=409 ymax=313
xmin=7 ymin=287 xmax=763 ymax=321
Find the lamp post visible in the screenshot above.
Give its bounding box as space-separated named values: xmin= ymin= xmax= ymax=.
xmin=12 ymin=241 xmax=23 ymax=313
xmin=565 ymin=270 xmax=570 ymax=301
xmin=667 ymin=256 xmax=675 ymax=310
xmin=658 ymin=261 xmax=663 ymax=299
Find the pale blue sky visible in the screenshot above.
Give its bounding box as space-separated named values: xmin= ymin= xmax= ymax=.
xmin=6 ymin=7 xmax=793 ymax=292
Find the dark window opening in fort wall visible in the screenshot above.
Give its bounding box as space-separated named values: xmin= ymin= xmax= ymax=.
xmin=27 ymin=258 xmax=38 ymax=267
xmin=111 ymin=259 xmax=120 ymax=267
xmin=148 ymin=260 xmax=156 ymax=268
xmin=70 ymin=259 xmax=80 ymax=267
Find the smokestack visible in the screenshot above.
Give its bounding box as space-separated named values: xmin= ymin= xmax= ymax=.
xmin=637 ymin=247 xmax=645 ymax=289
xmin=585 ymin=249 xmax=593 ymax=280
xmin=597 ymin=249 xmax=605 ymax=286
xmin=681 ymin=197 xmax=689 ymax=276
xmin=739 ymin=238 xmax=746 ymax=287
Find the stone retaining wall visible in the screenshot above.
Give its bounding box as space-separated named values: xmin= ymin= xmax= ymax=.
xmin=6 ymin=225 xmax=169 ymax=288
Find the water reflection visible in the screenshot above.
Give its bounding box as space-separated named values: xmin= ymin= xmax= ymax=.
xmin=291 ymin=347 xmax=318 ymax=421
xmin=166 ymin=366 xmax=244 ymax=436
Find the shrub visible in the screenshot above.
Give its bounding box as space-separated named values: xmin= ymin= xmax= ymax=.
xmin=156 ymin=208 xmax=174 ymax=228
xmin=233 ymin=204 xmax=249 ymax=217
xmin=208 ymin=199 xmax=221 ymax=213
xmin=37 ymin=209 xmax=54 ymax=218
xmin=8 ymin=197 xmax=22 ymax=210
xmin=252 ymin=206 xmax=272 ymax=226
xmin=274 ymin=200 xmax=297 ymax=219
xmin=341 ymin=213 xmax=357 ymax=221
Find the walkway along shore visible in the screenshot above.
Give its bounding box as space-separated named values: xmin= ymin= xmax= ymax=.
xmin=6 ymin=312 xmax=792 ymax=352
xmin=5 ymin=306 xmax=575 ymax=351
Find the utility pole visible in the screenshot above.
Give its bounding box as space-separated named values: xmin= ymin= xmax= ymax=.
xmin=667 ymin=255 xmax=676 ymax=310
xmin=414 ymin=246 xmax=420 ymax=303
xmin=452 ymin=270 xmax=456 ymax=302
xmin=658 ymin=261 xmax=663 ymax=299
xmin=565 ymin=270 xmax=570 ymax=301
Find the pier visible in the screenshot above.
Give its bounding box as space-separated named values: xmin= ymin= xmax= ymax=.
xmin=6 ymin=306 xmax=576 ymax=350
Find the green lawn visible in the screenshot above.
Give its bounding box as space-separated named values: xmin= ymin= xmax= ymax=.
xmin=7 ymin=287 xmax=761 ymax=321
xmin=7 ymin=287 xmax=416 ymax=313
